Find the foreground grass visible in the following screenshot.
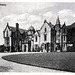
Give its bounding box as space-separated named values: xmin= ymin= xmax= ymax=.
xmin=2 ymin=52 xmax=75 ymax=72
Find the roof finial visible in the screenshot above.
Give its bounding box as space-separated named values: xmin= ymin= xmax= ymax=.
xmin=56 ymin=16 xmax=60 ymax=25
xmin=49 ymin=22 xmax=51 ymax=24
xmin=44 ymin=19 xmax=47 ymax=23
xmin=7 ymin=22 xmax=9 ymax=26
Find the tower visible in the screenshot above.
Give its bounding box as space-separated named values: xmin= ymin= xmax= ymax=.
xmin=55 ymin=16 xmax=62 ymax=52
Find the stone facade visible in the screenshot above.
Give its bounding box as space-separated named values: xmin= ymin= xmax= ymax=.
xmin=54 ymin=17 xmax=67 ymax=52
xmin=3 ymin=23 xmax=35 ymax=52
xmin=33 ymin=30 xmax=40 ymax=52
xmin=33 ymin=17 xmax=67 ymax=52
xmin=3 ymin=16 xmax=73 ymax=52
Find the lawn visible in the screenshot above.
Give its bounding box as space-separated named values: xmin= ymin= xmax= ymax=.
xmin=2 ymin=52 xmax=75 ymax=72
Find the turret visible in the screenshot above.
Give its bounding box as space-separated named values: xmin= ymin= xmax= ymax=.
xmin=56 ymin=16 xmax=60 ymax=25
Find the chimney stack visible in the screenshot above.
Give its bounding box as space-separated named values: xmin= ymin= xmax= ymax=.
xmin=16 ymin=23 xmax=19 ymax=31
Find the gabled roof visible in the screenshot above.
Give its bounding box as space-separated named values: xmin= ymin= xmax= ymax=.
xmin=40 ymin=20 xmax=54 ymax=30
xmin=48 ymin=22 xmax=54 ymax=29
xmin=34 ymin=30 xmax=40 ymax=37
xmin=67 ymin=22 xmax=75 ymax=29
xmin=62 ymin=22 xmax=66 ymax=28
xmin=9 ymin=26 xmax=27 ymax=34
xmin=28 ymin=25 xmax=35 ymax=31
xmin=3 ymin=23 xmax=27 ymax=34
xmin=3 ymin=23 xmax=11 ymax=32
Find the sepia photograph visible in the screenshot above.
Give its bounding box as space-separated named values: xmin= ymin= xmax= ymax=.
xmin=0 ymin=1 xmax=75 ymax=73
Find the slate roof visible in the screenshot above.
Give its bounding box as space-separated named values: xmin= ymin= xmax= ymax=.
xmin=28 ymin=26 xmax=35 ymax=31
xmin=40 ymin=20 xmax=54 ymax=30
xmin=67 ymin=22 xmax=75 ymax=29
xmin=9 ymin=26 xmax=27 ymax=34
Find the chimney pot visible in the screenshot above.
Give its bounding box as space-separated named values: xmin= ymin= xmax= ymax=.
xmin=16 ymin=23 xmax=19 ymax=31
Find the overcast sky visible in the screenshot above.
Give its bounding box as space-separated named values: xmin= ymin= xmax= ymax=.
xmin=0 ymin=2 xmax=75 ymax=45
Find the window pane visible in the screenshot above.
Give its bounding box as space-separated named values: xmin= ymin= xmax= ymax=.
xmin=35 ymin=36 xmax=37 ymax=42
xmin=44 ymin=34 xmax=47 ymax=41
xmin=45 ymin=28 xmax=46 ymax=32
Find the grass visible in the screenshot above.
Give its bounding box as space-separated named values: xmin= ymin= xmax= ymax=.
xmin=2 ymin=52 xmax=75 ymax=72
xmin=0 ymin=66 xmax=11 ymax=72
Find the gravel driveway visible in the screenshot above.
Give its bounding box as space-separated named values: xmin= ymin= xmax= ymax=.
xmin=0 ymin=52 xmax=69 ymax=72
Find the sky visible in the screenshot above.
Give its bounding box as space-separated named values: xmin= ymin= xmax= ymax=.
xmin=0 ymin=2 xmax=75 ymax=45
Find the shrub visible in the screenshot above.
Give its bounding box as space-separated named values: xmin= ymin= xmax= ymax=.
xmin=0 ymin=45 xmax=5 ymax=52
xmin=67 ymin=45 xmax=75 ymax=52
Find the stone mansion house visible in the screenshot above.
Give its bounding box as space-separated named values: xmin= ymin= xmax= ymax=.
xmin=3 ymin=16 xmax=75 ymax=52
